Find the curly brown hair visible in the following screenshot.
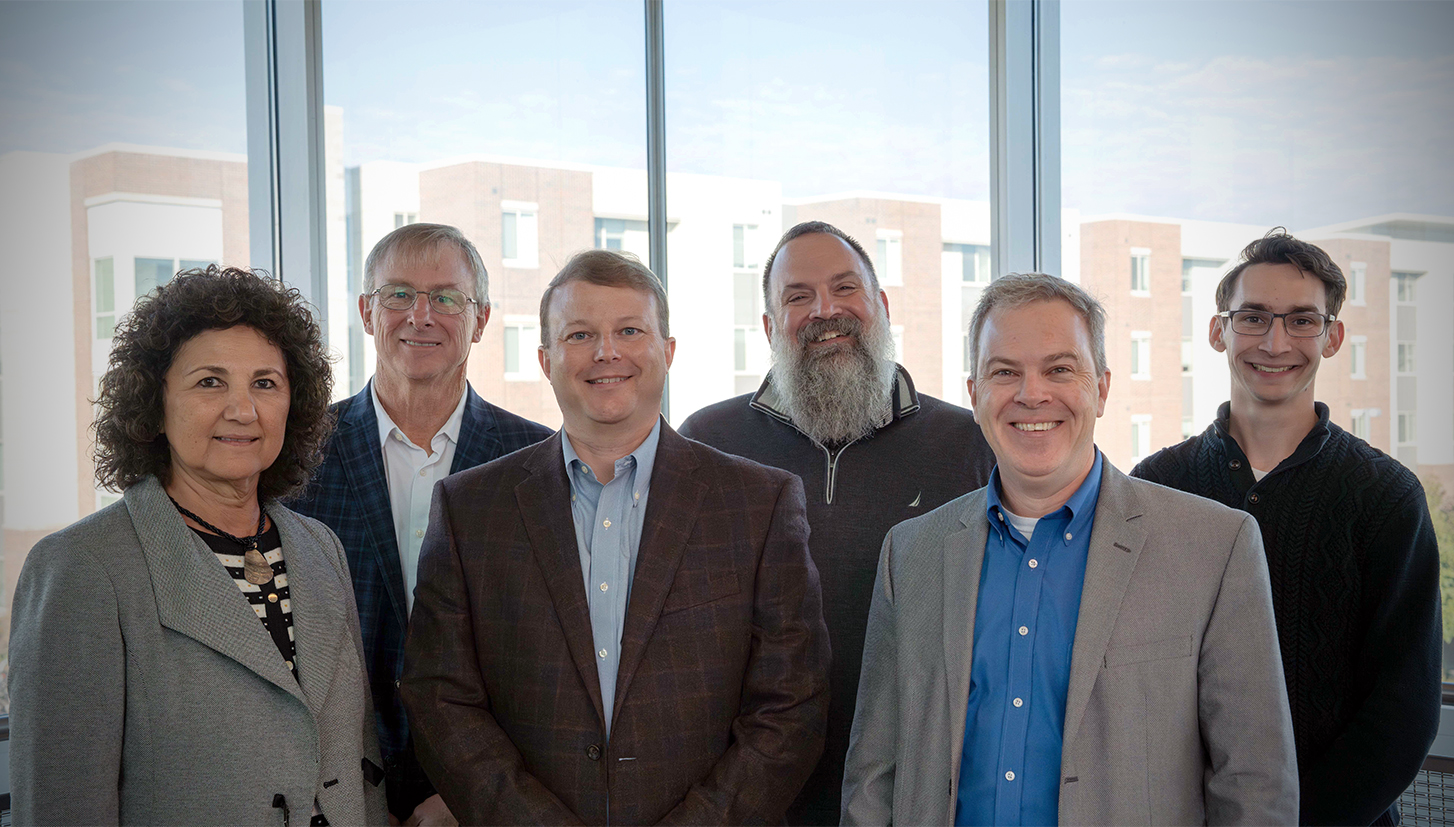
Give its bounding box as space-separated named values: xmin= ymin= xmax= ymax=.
xmin=93 ymin=265 xmax=335 ymax=500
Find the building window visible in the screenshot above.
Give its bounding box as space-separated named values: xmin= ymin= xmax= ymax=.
xmin=503 ymin=318 xmax=541 ymax=381
xmin=875 ymin=229 xmax=903 ymax=286
xmin=733 ymin=270 xmax=763 ymax=378
xmin=1349 ymin=337 xmax=1367 ymax=379
xmin=1397 ymin=341 xmax=1416 ymax=374
xmin=394 ymin=211 xmax=417 ymax=229
xmin=946 ymin=243 xmax=991 ymax=284
xmin=1394 ymin=271 xmax=1420 ymax=303
xmin=501 ymin=201 xmax=539 ymax=268
xmin=1348 ymin=261 xmax=1366 ymax=305
xmin=1350 ymin=409 xmax=1370 ymax=440
xmin=733 ymin=224 xmax=758 ymax=270
xmin=135 ymin=257 xmax=176 ymax=297
xmin=595 ymin=217 xmax=650 ymax=259
xmin=1181 ymin=257 xmax=1223 ymax=293
xmin=1181 ymin=336 xmax=1193 ymax=375
xmin=891 ymin=324 xmax=905 ymax=364
xmin=1130 ymin=331 xmax=1151 ymax=379
xmin=1130 ymin=248 xmax=1151 ymax=295
xmin=1398 ymin=411 xmax=1417 ymax=445
xmin=1131 ymin=415 xmax=1152 ymax=463
xmin=94 ymin=257 xmax=115 ymax=340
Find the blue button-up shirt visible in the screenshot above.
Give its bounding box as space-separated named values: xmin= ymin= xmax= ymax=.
xmin=955 ymin=451 xmax=1104 ymax=827
xmin=561 ymin=419 xmax=661 ymax=737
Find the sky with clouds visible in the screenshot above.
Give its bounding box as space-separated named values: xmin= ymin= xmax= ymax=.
xmin=2 ymin=0 xmax=1450 ymax=228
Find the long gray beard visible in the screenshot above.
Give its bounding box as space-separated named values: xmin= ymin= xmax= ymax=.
xmin=770 ymin=314 xmax=897 ymax=446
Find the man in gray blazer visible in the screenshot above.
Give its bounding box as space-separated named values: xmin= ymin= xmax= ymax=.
xmin=841 ymin=273 xmax=1297 ymax=826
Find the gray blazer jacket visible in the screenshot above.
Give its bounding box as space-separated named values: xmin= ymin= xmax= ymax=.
xmin=841 ymin=460 xmax=1298 ymax=826
xmin=8 ymin=476 xmax=388 ymax=826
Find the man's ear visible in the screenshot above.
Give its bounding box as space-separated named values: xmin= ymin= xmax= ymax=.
xmin=1322 ymin=318 xmax=1345 ymax=358
xmin=359 ymin=293 xmax=374 ymax=336
xmin=1209 ymin=315 xmax=1228 ymax=353
xmin=762 ymin=312 xmax=775 ymax=346
xmin=537 ymin=345 xmax=552 ymax=381
xmin=472 ymin=303 xmax=490 ymax=344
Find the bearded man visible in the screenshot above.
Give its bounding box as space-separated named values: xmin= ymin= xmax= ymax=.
xmin=680 ymin=220 xmax=996 ymax=826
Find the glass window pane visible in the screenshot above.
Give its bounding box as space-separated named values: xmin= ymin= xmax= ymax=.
xmin=664 ymin=0 xmax=990 ymax=417
xmin=503 ymin=325 xmax=520 ymax=375
xmin=733 ymin=271 xmax=758 ymax=327
xmin=179 ymin=259 xmax=214 ymax=272
xmin=1 ymin=0 xmax=250 ymax=715
xmin=135 ymin=257 xmax=174 ymax=297
xmin=323 ymin=0 xmax=646 ymax=429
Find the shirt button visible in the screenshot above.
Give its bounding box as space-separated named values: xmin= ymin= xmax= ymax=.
xmin=634 ymin=492 xmax=640 ymax=500
xmin=603 ymin=519 xmax=612 ymax=528
xmin=1064 ymin=532 xmax=1073 ymax=541
xmin=286 ymin=660 xmax=294 ymax=670
xmin=1013 ymin=697 xmax=1023 ymax=707
xmin=599 ymin=582 xmax=608 ymax=592
xmin=1028 ymin=559 xmax=1038 ymax=569
xmin=415 ymin=529 xmax=424 ymax=538
xmin=1005 ymin=771 xmax=1015 ymax=781
xmin=598 ymin=648 xmax=608 ymax=658
xmin=1229 ymin=460 xmax=1242 ymax=470
xmin=394 ymin=433 xmax=404 ymax=441
xmin=268 ymin=593 xmax=279 ymax=603
xmin=1018 ymin=626 xmax=1028 ymax=636
xmin=419 ymin=469 xmax=427 ymax=477
xmin=1248 ymin=493 xmax=1260 ymax=504
xmin=997 ymin=512 xmax=1005 ymax=521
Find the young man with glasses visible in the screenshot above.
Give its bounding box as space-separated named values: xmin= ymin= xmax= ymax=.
xmin=290 ymin=223 xmax=552 ymax=826
xmin=1133 ymin=229 xmax=1441 ymax=826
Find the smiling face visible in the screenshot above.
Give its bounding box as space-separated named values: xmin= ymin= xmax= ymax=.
xmin=968 ymin=299 xmax=1110 ymax=514
xmin=1212 ymin=261 xmax=1344 ymax=413
xmin=162 ymin=326 xmax=290 ymax=497
xmin=539 ymin=280 xmax=676 ymax=443
xmin=360 ymin=243 xmax=487 ymax=391
xmin=764 ymin=232 xmax=890 ymax=360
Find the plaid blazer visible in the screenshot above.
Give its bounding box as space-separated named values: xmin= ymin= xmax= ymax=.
xmin=289 ymin=382 xmax=552 ymax=808
xmin=401 ymin=423 xmax=832 ymax=825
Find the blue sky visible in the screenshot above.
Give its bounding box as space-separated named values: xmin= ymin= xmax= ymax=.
xmin=2 ymin=0 xmax=1450 ymax=228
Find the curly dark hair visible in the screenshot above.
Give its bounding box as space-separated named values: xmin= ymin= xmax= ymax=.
xmin=93 ymin=265 xmax=335 ymax=500
xmin=1217 ymin=227 xmax=1347 ymax=317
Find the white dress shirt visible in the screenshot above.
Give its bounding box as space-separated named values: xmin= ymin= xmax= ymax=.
xmin=372 ymin=381 xmax=469 ymax=614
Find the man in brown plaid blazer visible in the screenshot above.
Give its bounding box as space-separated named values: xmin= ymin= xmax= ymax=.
xmin=402 ymin=249 xmax=832 ymax=825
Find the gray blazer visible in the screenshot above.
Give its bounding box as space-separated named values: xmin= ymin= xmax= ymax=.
xmin=841 ymin=460 xmax=1298 ymax=826
xmin=8 ymin=476 xmax=388 ymax=826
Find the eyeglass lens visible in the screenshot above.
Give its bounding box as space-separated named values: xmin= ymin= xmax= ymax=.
xmin=376 ymin=284 xmax=470 ymax=315
xmin=1230 ymin=310 xmax=1326 ymax=337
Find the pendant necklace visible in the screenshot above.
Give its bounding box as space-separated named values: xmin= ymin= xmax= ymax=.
xmin=170 ymin=497 xmax=273 ymax=585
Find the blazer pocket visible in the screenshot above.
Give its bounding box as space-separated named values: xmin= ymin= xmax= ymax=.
xmin=1104 ymin=635 xmax=1193 ymax=668
xmin=661 ymin=549 xmax=740 ymax=615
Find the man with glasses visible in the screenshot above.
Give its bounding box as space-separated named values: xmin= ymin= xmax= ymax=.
xmin=291 ymin=223 xmax=552 ymax=826
xmin=1133 ymin=229 xmax=1441 ymax=826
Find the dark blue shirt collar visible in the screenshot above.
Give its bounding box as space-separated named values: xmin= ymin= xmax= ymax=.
xmin=985 ymin=450 xmax=1104 ymax=544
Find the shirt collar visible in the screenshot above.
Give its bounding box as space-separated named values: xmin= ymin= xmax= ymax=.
xmin=371 ymin=379 xmax=470 ymax=451
xmin=984 ymin=450 xmax=1105 ymax=544
xmin=750 ymin=362 xmax=921 ymax=430
xmin=1213 ymin=400 xmax=1332 ymax=481
xmin=560 ymin=417 xmax=663 ymax=495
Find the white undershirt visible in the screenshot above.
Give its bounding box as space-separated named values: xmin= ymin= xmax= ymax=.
xmin=1004 ymin=510 xmax=1040 ymax=542
xmin=1252 ymin=467 xmax=1270 ymax=481
xmin=372 ymin=382 xmax=469 ymax=615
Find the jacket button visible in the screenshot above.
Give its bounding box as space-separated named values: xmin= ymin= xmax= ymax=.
xmin=586 ymin=744 xmax=601 ymax=761
xmin=1229 ymin=460 xmax=1241 ymax=470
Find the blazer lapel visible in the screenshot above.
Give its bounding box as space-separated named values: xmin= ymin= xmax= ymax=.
xmin=611 ymin=425 xmax=709 ymax=723
xmin=273 ymin=507 xmax=348 ymax=719
xmin=336 ymin=384 xmax=408 ymax=626
xmin=944 ymin=493 xmax=988 ymax=805
xmin=452 ymin=386 xmax=503 ymax=473
xmin=1061 ymin=463 xmax=1146 ymax=753
xmin=516 ymin=434 xmax=608 ymax=725
xmin=127 ymin=477 xmax=308 ymax=706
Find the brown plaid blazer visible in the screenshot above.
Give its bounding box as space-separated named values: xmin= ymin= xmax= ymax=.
xmin=400 ymin=423 xmax=831 ymax=825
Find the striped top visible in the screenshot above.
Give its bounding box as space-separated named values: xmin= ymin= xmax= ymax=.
xmin=192 ymin=522 xmax=297 ymax=680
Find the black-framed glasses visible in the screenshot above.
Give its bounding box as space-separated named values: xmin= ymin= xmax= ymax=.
xmin=1216 ymin=309 xmax=1335 ymax=338
xmin=366 ymin=284 xmax=479 ymax=315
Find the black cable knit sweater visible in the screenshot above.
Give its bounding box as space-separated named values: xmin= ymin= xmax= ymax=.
xmin=1133 ymin=402 xmax=1441 ymax=826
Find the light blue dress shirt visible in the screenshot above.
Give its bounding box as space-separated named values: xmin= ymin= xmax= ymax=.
xmin=561 ymin=419 xmax=661 ymax=737
xmin=955 ymin=451 xmax=1103 ymax=827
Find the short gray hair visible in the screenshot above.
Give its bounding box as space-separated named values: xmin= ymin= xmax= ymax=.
xmin=967 ymin=273 xmax=1107 ymax=378
xmin=363 ymin=222 xmax=489 ymax=306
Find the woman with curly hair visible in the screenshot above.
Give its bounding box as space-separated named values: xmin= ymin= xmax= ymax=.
xmin=8 ymin=266 xmax=387 ymax=826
